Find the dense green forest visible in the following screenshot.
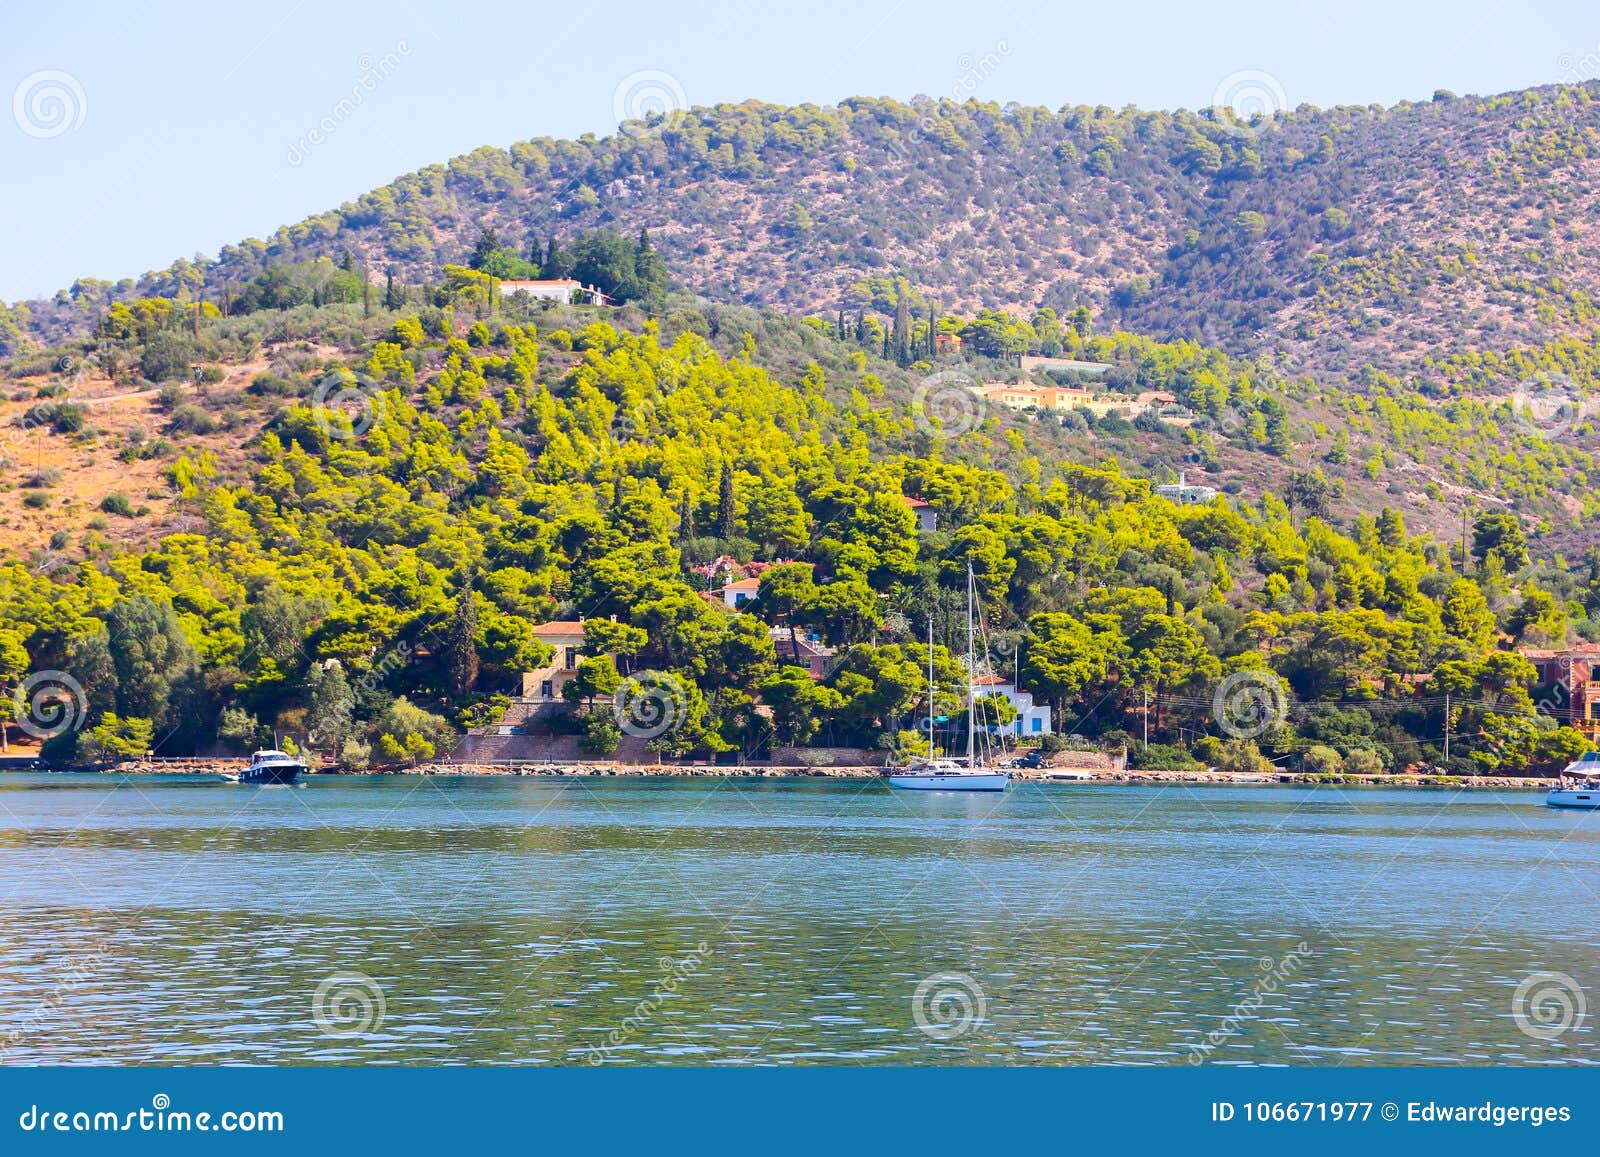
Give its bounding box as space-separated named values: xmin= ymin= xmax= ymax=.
xmin=3 ymin=255 xmax=1597 ymax=775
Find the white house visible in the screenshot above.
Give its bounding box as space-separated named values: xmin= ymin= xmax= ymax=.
xmin=718 ymin=576 xmax=762 ymax=611
xmin=904 ymin=496 xmax=938 ymax=533
xmin=1154 ymin=471 xmax=1220 ymax=505
xmin=974 ymin=674 xmax=1052 ymax=738
xmin=499 ymin=278 xmax=614 ymax=307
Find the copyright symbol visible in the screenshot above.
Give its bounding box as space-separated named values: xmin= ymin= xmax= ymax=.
xmin=1380 ymin=1102 xmax=1398 ymax=1121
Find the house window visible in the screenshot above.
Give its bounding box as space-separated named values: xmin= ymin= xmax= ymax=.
xmin=540 ymin=680 xmax=553 ymax=699
xmin=565 ymin=647 xmax=577 ymax=670
xmin=1031 ymin=718 xmax=1042 ymax=733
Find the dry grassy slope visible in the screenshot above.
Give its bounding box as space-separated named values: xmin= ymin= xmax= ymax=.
xmin=0 ymin=358 xmax=269 ymax=560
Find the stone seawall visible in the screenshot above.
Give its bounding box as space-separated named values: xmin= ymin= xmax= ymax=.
xmin=96 ymin=759 xmax=1554 ymax=790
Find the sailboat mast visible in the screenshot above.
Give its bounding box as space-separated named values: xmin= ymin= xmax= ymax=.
xmin=928 ymin=616 xmax=935 ymax=754
xmin=966 ymin=559 xmax=976 ymax=767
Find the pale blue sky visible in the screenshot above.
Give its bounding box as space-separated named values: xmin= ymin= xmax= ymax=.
xmin=1 ymin=0 xmax=1595 ymax=301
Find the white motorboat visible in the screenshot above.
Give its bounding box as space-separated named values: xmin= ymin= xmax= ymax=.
xmin=1546 ymin=752 xmax=1600 ymax=809
xmin=888 ymin=563 xmax=1011 ymax=794
xmin=238 ymin=748 xmax=307 ymax=785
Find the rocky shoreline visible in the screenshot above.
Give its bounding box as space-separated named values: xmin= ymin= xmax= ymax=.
xmin=98 ymin=758 xmax=1554 ymax=790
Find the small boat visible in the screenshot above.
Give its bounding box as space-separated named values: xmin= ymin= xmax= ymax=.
xmin=888 ymin=562 xmax=1010 ymax=794
xmin=889 ymin=757 xmax=1010 ymax=792
xmin=1547 ymin=752 xmax=1600 ymax=808
xmin=238 ymin=749 xmax=306 ymax=785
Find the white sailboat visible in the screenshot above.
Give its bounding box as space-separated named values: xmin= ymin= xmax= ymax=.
xmin=889 ymin=562 xmax=1011 ymax=793
xmin=1546 ymin=751 xmax=1600 ymax=809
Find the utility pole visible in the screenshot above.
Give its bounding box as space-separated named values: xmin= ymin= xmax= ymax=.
xmin=1443 ymin=691 xmax=1451 ymax=763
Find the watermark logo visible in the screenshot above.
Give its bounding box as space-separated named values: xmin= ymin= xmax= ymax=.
xmin=1188 ymin=943 xmax=1310 ymax=1063
xmin=911 ymin=971 xmax=987 ymax=1041
xmin=311 ymin=971 xmax=386 ymax=1036
xmin=1212 ymin=70 xmax=1288 ymax=122
xmin=613 ymin=70 xmax=688 ymax=137
xmin=1557 ymin=45 xmax=1600 ymax=84
xmin=614 ymin=671 xmax=687 ymax=739
xmin=914 ymin=371 xmax=985 ymax=439
xmin=309 ymin=371 xmax=385 ymax=440
xmin=13 ymin=70 xmax=86 ymax=139
xmin=286 ymin=44 xmax=411 ymax=166
xmin=13 ymin=671 xmax=88 ymax=741
xmin=1213 ymin=669 xmax=1286 ymax=740
xmin=1508 ymin=371 xmax=1587 ymax=439
xmin=586 ymin=942 xmax=711 ymax=1063
xmin=0 ymin=943 xmax=109 ymax=1060
xmin=880 ymin=42 xmax=1011 ymax=169
xmin=1512 ymin=971 xmax=1586 ymax=1041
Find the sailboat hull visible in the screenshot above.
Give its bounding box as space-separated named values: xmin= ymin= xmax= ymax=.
xmin=1546 ymin=788 xmax=1600 ymax=809
xmin=888 ymin=771 xmax=1010 ymax=792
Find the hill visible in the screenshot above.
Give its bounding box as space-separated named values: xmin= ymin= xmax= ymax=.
xmin=10 ymin=83 xmax=1600 ymax=378
xmin=1 ymin=291 xmax=1594 ymax=777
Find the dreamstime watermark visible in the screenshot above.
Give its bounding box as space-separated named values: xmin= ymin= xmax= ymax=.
xmin=287 ymin=43 xmax=411 ymax=166
xmin=1511 ymin=971 xmax=1586 ymax=1042
xmin=1188 ymin=942 xmax=1311 ymax=1063
xmin=614 ymin=670 xmax=688 ymax=739
xmin=1211 ymin=69 xmax=1288 ymax=123
xmin=586 ymin=942 xmax=711 ymax=1063
xmin=1508 ymin=371 xmax=1589 ymax=439
xmin=0 ymin=943 xmax=109 ymax=1060
xmin=355 ymin=642 xmax=412 ymax=700
xmin=1213 ymin=669 xmax=1287 ymax=740
xmin=1185 ymin=405 xmax=1249 ymax=464
xmin=310 ymin=370 xmax=386 ymax=440
xmin=914 ymin=370 xmax=986 ymax=439
xmin=613 ymin=70 xmax=689 ymax=137
xmin=12 ymin=670 xmax=88 ymax=741
xmin=6 ymin=353 xmax=101 ymax=450
xmin=883 ymin=41 xmax=1011 ymax=167
xmin=12 ymin=70 xmax=86 ymax=139
xmin=1557 ymin=45 xmax=1600 ymax=84
xmin=911 ymin=971 xmax=987 ymax=1041
xmin=311 ymin=971 xmax=386 ymax=1036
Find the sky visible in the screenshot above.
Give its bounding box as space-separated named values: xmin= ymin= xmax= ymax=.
xmin=1 ymin=0 xmax=1596 ymax=301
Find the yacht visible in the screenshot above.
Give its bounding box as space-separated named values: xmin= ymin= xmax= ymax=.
xmin=237 ymin=749 xmax=307 ymax=785
xmin=1546 ymin=751 xmax=1600 ymax=809
xmin=888 ymin=563 xmax=1011 ymax=793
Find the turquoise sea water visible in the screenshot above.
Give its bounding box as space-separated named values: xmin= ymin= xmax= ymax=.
xmin=0 ymin=773 xmax=1595 ymax=1065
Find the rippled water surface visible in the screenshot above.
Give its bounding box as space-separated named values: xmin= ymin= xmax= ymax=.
xmin=0 ymin=773 xmax=1595 ymax=1065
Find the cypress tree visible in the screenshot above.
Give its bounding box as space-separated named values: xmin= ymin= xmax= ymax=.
xmin=444 ymin=573 xmax=480 ymax=701
xmin=678 ymin=490 xmax=694 ymax=540
xmin=716 ymin=462 xmax=736 ymax=539
xmin=893 ymin=288 xmax=911 ymax=365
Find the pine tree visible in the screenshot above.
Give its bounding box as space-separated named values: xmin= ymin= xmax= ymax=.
xmin=384 ymin=267 xmax=404 ymax=311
